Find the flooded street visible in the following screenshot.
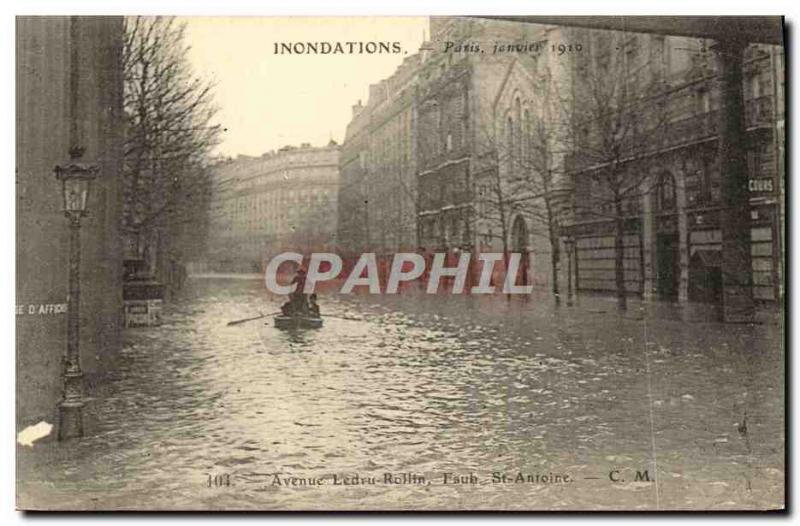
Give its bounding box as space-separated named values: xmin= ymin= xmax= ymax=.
xmin=17 ymin=277 xmax=784 ymax=511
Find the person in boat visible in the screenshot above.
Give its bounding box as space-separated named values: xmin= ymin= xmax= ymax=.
xmin=279 ymin=266 xmax=309 ymax=316
xmin=308 ymin=293 xmax=321 ymax=318
xmin=289 ymin=266 xmax=309 ymax=314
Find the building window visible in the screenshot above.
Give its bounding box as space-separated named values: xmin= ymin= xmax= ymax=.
xmin=747 ymin=147 xmax=762 ymax=179
xmin=625 ymin=41 xmax=638 ymax=68
xmin=523 ymin=109 xmax=531 ymax=163
xmin=750 ymin=74 xmax=761 ymax=99
xmin=514 ymin=97 xmax=522 ymax=162
xmin=696 ymin=88 xmax=711 ymax=114
xmin=506 ymin=116 xmax=514 ymax=164
xmin=436 ymin=104 xmax=443 ymax=154
xmin=579 ymin=125 xmax=589 ymax=147
xmin=657 ymin=171 xmax=677 ymax=212
xmin=596 ymin=51 xmax=610 ymax=74
xmin=450 ymin=216 xmax=460 ymax=244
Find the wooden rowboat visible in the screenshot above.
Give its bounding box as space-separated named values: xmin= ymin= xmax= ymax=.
xmin=273 ymin=315 xmax=323 ymax=330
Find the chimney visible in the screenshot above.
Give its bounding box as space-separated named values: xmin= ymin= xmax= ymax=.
xmin=352 ymin=99 xmax=363 ymax=117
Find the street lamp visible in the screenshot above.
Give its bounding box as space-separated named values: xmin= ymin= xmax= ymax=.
xmin=54 ymin=148 xmax=98 ymax=440
xmin=563 ymin=236 xmax=576 ymax=306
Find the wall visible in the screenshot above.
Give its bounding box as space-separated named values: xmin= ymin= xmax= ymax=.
xmin=16 ymin=16 xmax=124 ymax=427
xmin=564 ymin=33 xmax=783 ymax=303
xmin=338 ymin=54 xmax=421 ymax=256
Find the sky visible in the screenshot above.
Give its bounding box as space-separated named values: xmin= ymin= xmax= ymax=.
xmin=183 ymin=17 xmax=429 ymax=158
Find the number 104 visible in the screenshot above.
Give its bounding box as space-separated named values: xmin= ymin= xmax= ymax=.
xmin=207 ymin=474 xmax=231 ymax=487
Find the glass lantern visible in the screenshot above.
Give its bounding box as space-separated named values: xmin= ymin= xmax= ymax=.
xmin=54 ymin=162 xmax=99 ymax=216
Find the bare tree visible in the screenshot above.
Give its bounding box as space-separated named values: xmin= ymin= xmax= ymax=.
xmin=473 ymin=132 xmax=515 ymax=268
xmin=473 ymin=71 xmax=568 ymax=293
xmin=346 ymin=159 xmax=417 ymax=255
xmin=122 ymin=16 xmax=221 ymax=282
xmin=336 ymin=153 xmax=369 ymax=257
xmin=564 ymin=31 xmax=669 ymax=310
xmin=373 ymin=174 xmax=418 ymax=254
xmin=517 ymin=64 xmax=572 ymax=298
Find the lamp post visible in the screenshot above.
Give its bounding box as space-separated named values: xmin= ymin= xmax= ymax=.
xmin=54 ymin=147 xmax=98 ymax=441
xmin=564 ymin=236 xmax=575 ymax=307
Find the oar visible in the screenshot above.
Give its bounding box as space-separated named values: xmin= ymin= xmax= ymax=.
xmin=322 ymin=313 xmax=365 ymax=321
xmin=227 ymin=311 xmax=280 ymax=326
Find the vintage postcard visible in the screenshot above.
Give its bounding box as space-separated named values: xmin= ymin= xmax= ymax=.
xmin=16 ymin=15 xmax=785 ymax=511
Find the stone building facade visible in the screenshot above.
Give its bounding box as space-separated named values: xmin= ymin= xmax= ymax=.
xmin=339 ymin=17 xmax=575 ymax=290
xmin=16 ymin=17 xmax=125 ymax=426
xmin=338 ymin=54 xmax=421 ymax=258
xmin=206 ymin=143 xmax=340 ymax=271
xmin=337 ymin=17 xmax=784 ymax=302
xmin=476 ymin=24 xmax=578 ymax=289
xmin=416 ymin=17 xmax=566 ymax=287
xmin=562 ymin=30 xmax=784 ymax=304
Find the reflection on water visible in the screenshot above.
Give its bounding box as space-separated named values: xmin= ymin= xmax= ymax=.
xmin=17 ymin=278 xmax=784 ymax=510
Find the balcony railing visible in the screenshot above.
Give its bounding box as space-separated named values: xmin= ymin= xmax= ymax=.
xmin=664 ymin=110 xmax=718 ymax=147
xmin=565 ymin=95 xmax=776 ymax=174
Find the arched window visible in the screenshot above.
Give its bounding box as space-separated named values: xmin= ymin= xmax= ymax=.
xmin=523 ymin=109 xmax=531 ymax=163
xmin=657 ymin=171 xmax=677 ymax=211
xmin=506 ymin=116 xmax=514 ymax=165
xmin=450 ymin=215 xmax=460 ymax=244
xmin=514 ymin=97 xmax=522 ymax=162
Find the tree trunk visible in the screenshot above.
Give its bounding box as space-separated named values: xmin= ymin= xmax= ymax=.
xmin=543 ymin=190 xmax=560 ymax=298
xmin=614 ymin=197 xmax=627 ymax=311
xmin=551 ymin=244 xmax=560 ymax=297
xmin=501 ymin=235 xmax=510 ymax=288
xmin=548 ymin=204 xmax=560 ymax=298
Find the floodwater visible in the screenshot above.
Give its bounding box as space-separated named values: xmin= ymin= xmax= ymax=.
xmin=17 ymin=277 xmax=784 ymax=510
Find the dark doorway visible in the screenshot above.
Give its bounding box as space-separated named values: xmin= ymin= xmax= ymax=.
xmin=511 ymin=216 xmax=529 ymax=253
xmin=688 ymin=250 xmax=723 ymax=304
xmin=656 ymin=233 xmax=680 ymax=300
xmin=511 ymin=216 xmax=530 ymax=286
